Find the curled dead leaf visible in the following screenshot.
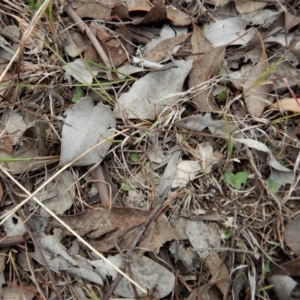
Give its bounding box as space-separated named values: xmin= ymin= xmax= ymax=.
xmin=269 ymin=98 xmax=300 ymax=113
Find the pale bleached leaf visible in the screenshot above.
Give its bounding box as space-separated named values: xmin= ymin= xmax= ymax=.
xmin=114 ymin=60 xmax=193 ymax=120
xmin=63 ymin=59 xmax=104 ymax=84
xmin=233 ymin=138 xmax=292 ymax=172
xmin=59 ymin=98 xmax=116 ymax=166
xmin=92 ymin=252 xmax=174 ymax=298
xmin=204 ymin=17 xmax=256 ymax=47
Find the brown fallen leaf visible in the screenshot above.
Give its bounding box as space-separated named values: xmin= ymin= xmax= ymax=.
xmin=188 ymin=47 xmax=224 ymax=111
xmin=205 ymin=251 xmax=230 ymax=295
xmin=266 ymin=257 xmax=300 ymax=278
xmin=189 ymin=23 xmax=213 ymax=62
xmin=118 ymin=213 xmax=178 ymax=253
xmin=0 ymin=124 xmax=13 ymax=153
xmin=234 ymin=0 xmax=266 ymax=14
xmin=143 ymin=33 xmax=191 ymax=63
xmin=284 ymin=215 xmax=300 ymax=256
xmin=166 ymin=6 xmax=191 ymax=26
xmin=113 ymin=0 xmax=167 ymax=25
xmin=270 ymin=98 xmax=300 ymax=113
xmin=243 ymin=40 xmax=271 ymax=117
xmin=76 ymin=1 xmax=115 ymax=19
xmin=59 ymin=205 xmax=177 ymax=253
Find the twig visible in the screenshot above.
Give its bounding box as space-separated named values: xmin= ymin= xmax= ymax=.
xmin=102 ymin=187 xmax=175 ymax=300
xmin=90 ymin=164 xmax=111 ymax=206
xmin=64 ymin=5 xmax=113 ymax=72
xmin=0 ymin=234 xmax=29 ymax=248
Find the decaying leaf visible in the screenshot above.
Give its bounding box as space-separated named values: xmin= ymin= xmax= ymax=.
xmin=243 ymin=47 xmax=271 ymax=117
xmin=177 ymin=113 xmax=236 ymax=136
xmin=92 ymin=252 xmax=175 ymax=298
xmin=29 ymin=170 xmax=75 ymax=217
xmin=268 ymin=275 xmax=297 ymax=300
xmin=59 ymin=205 xmax=176 ymax=253
xmin=63 ymin=59 xmax=105 ymax=84
xmin=233 ymin=138 xmax=292 ymax=172
xmin=0 ymin=122 xmax=52 ymax=174
xmin=284 ymin=216 xmax=300 ymax=256
xmin=59 ymin=98 xmax=116 ymax=166
xmin=2 ymin=285 xmax=37 ymax=300
xmin=166 ymin=6 xmax=191 ymax=26
xmin=270 ymin=98 xmax=300 ymax=113
xmin=120 ymin=213 xmax=178 ymax=253
xmin=86 ymin=22 xmax=133 ymax=67
xmin=0 ymin=124 xmax=13 ymax=153
xmin=114 ymin=59 xmax=193 ymax=120
xmin=75 ymin=1 xmax=114 ymax=19
xmin=206 ymin=251 xmax=230 ymax=295
xmin=188 ymin=47 xmax=224 ymax=111
xmin=61 ymin=205 xmax=149 ymax=252
xmin=63 ymin=31 xmax=87 ymax=57
xmin=204 ymin=17 xmax=256 ymax=47
xmin=190 ymin=24 xmax=212 ymax=62
xmin=143 ymin=32 xmax=190 ymax=63
xmin=234 ymin=0 xmax=267 ymax=14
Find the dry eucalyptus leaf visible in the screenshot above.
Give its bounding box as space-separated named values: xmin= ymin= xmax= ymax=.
xmin=92 ymin=252 xmax=175 ymax=298
xmin=59 ymin=205 xmax=149 ymax=252
xmin=31 ymin=170 xmax=75 ymax=217
xmin=63 ymin=31 xmax=87 ymax=57
xmin=204 ymin=17 xmax=256 ymax=47
xmin=190 ymin=24 xmax=212 ymax=62
xmin=119 ymin=213 xmax=178 ymax=253
xmin=75 ymin=1 xmax=114 ymax=19
xmin=268 ymin=275 xmax=296 ymax=300
xmin=234 ymin=0 xmax=267 ymax=14
xmin=243 ymin=47 xmax=271 ymax=117
xmin=143 ymin=33 xmax=190 ymax=63
xmin=284 ymin=216 xmax=300 ymax=256
xmin=188 ymin=47 xmax=224 ymax=111
xmin=270 ymin=98 xmax=300 ymax=113
xmin=63 ymin=59 xmax=104 ymax=84
xmin=59 ymin=98 xmax=116 ymax=166
xmin=233 ymin=138 xmax=292 ymax=172
xmin=166 ymin=6 xmax=191 ymax=26
xmin=2 ymin=285 xmax=36 ymax=300
xmin=186 ymin=220 xmax=221 ymax=259
xmin=143 ymin=25 xmax=188 ymax=56
xmin=114 ymin=60 xmax=193 ymax=120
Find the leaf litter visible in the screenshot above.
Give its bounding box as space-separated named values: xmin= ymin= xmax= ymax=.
xmin=0 ymin=0 xmax=299 ymax=299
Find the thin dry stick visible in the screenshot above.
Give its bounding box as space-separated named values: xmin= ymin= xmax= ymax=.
xmin=0 ymin=129 xmax=147 ymax=294
xmin=65 ymin=5 xmax=112 ymax=70
xmin=90 ymin=164 xmax=111 ymax=206
xmin=0 ymin=0 xmax=52 ymax=83
xmin=102 ymin=187 xmax=175 ymax=300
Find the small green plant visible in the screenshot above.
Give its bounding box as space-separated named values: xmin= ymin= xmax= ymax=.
xmin=262 ymin=259 xmax=271 ymax=277
xmin=71 ymin=86 xmax=84 ymax=103
xmin=222 ymin=229 xmax=233 ymax=240
xmin=177 ymin=133 xmax=184 ymax=144
xmin=222 ymin=109 xmax=233 ymax=155
xmin=121 ymin=182 xmax=130 ymax=192
xmin=217 ymin=91 xmax=227 ymax=103
xmin=224 ymin=171 xmax=248 ymax=189
xmin=266 ymin=178 xmax=279 ymax=194
xmin=130 ymin=153 xmax=142 ymax=163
